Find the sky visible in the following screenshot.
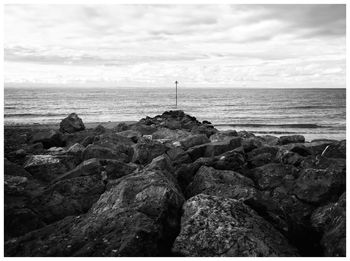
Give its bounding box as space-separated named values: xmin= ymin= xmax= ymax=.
xmin=4 ymin=4 xmax=346 ymax=88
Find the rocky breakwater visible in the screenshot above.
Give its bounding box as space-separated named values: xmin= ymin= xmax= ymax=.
xmin=4 ymin=111 xmax=346 ymax=257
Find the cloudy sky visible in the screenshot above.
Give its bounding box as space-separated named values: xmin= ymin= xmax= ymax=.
xmin=4 ymin=4 xmax=346 ymax=88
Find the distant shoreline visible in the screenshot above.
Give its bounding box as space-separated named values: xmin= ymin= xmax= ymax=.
xmin=3 ymin=121 xmax=137 ymax=130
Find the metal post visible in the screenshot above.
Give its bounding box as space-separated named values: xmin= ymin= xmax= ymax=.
xmin=175 ymin=81 xmax=178 ymax=108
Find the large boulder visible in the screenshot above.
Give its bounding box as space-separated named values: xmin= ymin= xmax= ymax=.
xmin=212 ymin=150 xmax=246 ymax=171
xmin=278 ymin=135 xmax=305 ymax=145
xmin=132 ymin=140 xmax=168 ymax=165
xmin=4 ymin=175 xmax=29 ymax=195
xmin=59 ymin=113 xmax=85 ymax=133
xmin=23 ymin=155 xmax=77 ymax=182
xmin=152 ymin=127 xmax=189 ymax=142
xmin=4 ymin=158 xmax=32 ymax=178
xmin=310 ymin=193 xmax=346 ymax=256
xmin=179 ymin=134 xmax=209 ymax=150
xmin=250 ymin=163 xmax=298 ymax=191
xmin=30 ymin=130 xmax=64 ymax=149
xmin=293 ymin=168 xmax=345 ymax=205
xmin=5 ymin=168 xmax=184 ymax=257
xmin=172 ymin=194 xmax=299 ymax=257
xmin=82 ymin=144 xmax=130 ymax=162
xmin=30 ymin=174 xmax=105 ymax=224
xmin=101 ymin=159 xmax=138 ymax=180
xmin=321 ymin=140 xmax=346 ymax=159
xmin=52 ymin=158 xmax=102 ymax=182
xmin=186 ymin=166 xmax=256 ymax=200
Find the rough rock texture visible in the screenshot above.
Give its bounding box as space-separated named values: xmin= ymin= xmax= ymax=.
xmin=172 ymin=194 xmax=299 ymax=257
xmin=59 ymin=113 xmax=85 ymax=133
xmin=30 ymin=130 xmax=64 ymax=149
xmin=179 ymin=134 xmax=209 ymax=150
xmin=31 ymin=174 xmax=105 ymax=224
xmin=250 ymin=163 xmax=298 ymax=191
xmin=310 ymin=193 xmax=346 ymax=256
xmin=24 ymin=155 xmax=77 ymax=182
xmin=278 ymin=135 xmax=305 ymax=145
xmin=4 ymin=158 xmax=32 ymax=178
xmin=321 ymin=140 xmax=346 ymax=159
xmin=5 ymin=168 xmax=184 ymax=257
xmin=294 ymin=168 xmax=345 ymax=205
xmin=132 ymin=140 xmax=168 ymax=165
xmin=186 ymin=166 xmax=257 ymax=201
xmin=3 ymin=111 xmax=347 ymax=257
xmin=82 ymin=144 xmax=130 ymax=162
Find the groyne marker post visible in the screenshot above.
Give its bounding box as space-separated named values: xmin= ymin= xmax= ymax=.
xmin=175 ymin=80 xmax=178 ymax=108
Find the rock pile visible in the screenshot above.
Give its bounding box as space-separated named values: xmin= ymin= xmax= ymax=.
xmin=4 ymin=111 xmax=346 ymax=257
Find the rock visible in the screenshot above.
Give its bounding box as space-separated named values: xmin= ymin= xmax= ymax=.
xmin=175 ymin=157 xmax=216 ymax=191
xmin=209 ymin=130 xmax=238 ymax=142
xmin=117 ymin=130 xmax=141 ymax=143
xmin=101 ymin=159 xmax=138 ymax=180
xmin=114 ymin=122 xmax=129 ymax=132
xmin=294 ymin=168 xmax=345 ymax=205
xmin=82 ymin=144 xmax=130 ymax=162
xmin=242 ymin=137 xmax=263 ymax=152
xmin=310 ymin=193 xmax=345 ymax=256
xmin=300 ymin=156 xmax=345 ymax=173
xmin=67 ymin=143 xmax=85 ymax=155
xmin=59 ymin=113 xmax=85 ymax=133
xmin=298 ymin=140 xmax=333 ymax=155
xmin=212 ymin=150 xmax=246 ymax=171
xmin=5 ymin=168 xmax=184 ymax=257
xmin=237 ymin=130 xmax=255 ymax=138
xmin=275 ymin=148 xmax=304 ymax=166
xmin=23 ymin=155 xmax=76 ymax=182
xmin=179 ymin=134 xmax=209 ymax=150
xmin=47 ymin=147 xmax=66 ymax=154
xmin=30 ymin=130 xmax=64 ymax=149
xmin=94 ymin=124 xmax=106 ymax=134
xmin=247 ymin=186 xmax=317 ymax=256
xmin=31 ymin=174 xmax=105 ymax=224
xmin=248 ymin=152 xmax=275 ymax=168
xmin=6 ymin=149 xmax=28 ymax=165
xmin=4 ymin=158 xmax=32 ymax=178
xmin=4 ymin=175 xmax=28 ymax=195
xmin=53 ymin=158 xmax=102 ymax=182
xmin=204 ymin=137 xmax=241 ymax=157
xmin=186 ymin=166 xmax=256 ymax=200
xmin=278 ymin=135 xmax=305 ymax=145
xmin=4 ymin=207 xmax=46 ymax=241
xmin=130 ymin=123 xmax=157 ymax=135
xmin=321 ymin=140 xmax=346 ymax=159
xmin=81 ymin=135 xmax=95 ymax=147
xmin=259 ymin=135 xmax=279 ymax=146
xmin=191 ymin=124 xmax=217 ymax=138
xmin=247 ymin=146 xmax=279 ymax=159
xmin=152 ymin=128 xmax=189 ymax=141
xmin=132 ymin=140 xmax=168 ymax=165
xmin=172 ymin=194 xmax=299 ymax=257
xmin=186 ymin=144 xmax=208 ymax=161
xmin=250 ymin=163 xmax=298 ymax=190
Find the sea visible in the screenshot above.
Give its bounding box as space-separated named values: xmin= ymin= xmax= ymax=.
xmin=4 ymin=87 xmax=346 ymax=141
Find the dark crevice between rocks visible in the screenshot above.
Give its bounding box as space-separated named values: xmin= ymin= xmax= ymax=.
xmin=244 ymin=199 xmax=323 ymax=257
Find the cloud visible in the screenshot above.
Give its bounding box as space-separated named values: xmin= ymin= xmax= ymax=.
xmin=4 ymin=4 xmax=346 ymax=88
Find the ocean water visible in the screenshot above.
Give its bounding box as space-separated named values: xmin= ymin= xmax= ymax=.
xmin=4 ymin=87 xmax=346 ymax=141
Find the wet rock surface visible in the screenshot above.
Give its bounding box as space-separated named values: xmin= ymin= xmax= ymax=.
xmin=4 ymin=111 xmax=346 ymax=257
